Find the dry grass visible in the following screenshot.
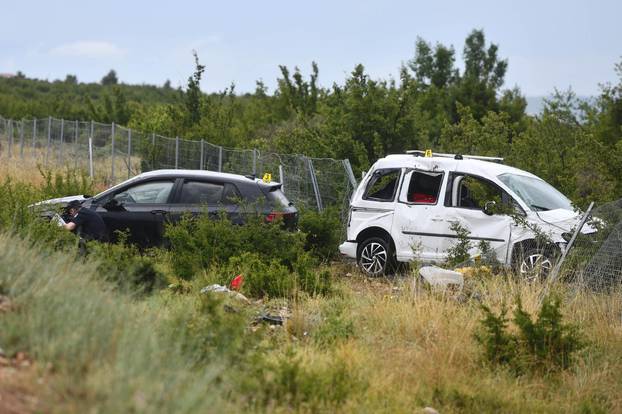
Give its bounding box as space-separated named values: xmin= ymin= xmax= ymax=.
xmin=284 ymin=268 xmax=622 ymax=413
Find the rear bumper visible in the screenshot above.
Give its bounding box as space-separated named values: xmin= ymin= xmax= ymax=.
xmin=339 ymin=241 xmax=357 ymax=259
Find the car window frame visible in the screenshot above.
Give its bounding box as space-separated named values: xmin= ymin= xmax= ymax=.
xmin=95 ymin=178 xmax=178 ymax=205
xmin=172 ymin=178 xmax=244 ymax=206
xmin=444 ymin=172 xmax=524 ymax=215
xmin=362 ymin=168 xmax=402 ymax=203
xmin=397 ymin=168 xmax=445 ymax=206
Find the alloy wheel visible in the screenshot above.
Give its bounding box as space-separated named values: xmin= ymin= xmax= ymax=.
xmin=519 ymin=252 xmax=553 ymax=282
xmin=360 ymin=242 xmax=388 ymax=275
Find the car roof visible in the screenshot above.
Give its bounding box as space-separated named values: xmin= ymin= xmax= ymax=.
xmin=137 ymin=169 xmax=259 ymax=183
xmin=374 ymin=154 xmax=539 ymax=180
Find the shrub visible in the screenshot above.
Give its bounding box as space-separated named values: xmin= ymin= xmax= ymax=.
xmin=475 ymin=294 xmax=585 ymax=374
xmin=298 ymin=207 xmax=342 ymax=262
xmin=165 ymin=213 xmax=308 ymax=279
xmin=446 ymin=221 xmax=472 ymax=267
xmin=243 ymin=350 xmax=367 ymax=411
xmin=87 ymin=235 xmax=165 ymax=294
xmin=313 ymin=297 xmax=355 ymax=347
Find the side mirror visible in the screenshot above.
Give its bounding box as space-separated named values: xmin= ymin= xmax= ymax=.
xmin=103 ymin=198 xmax=126 ymax=211
xmin=483 ymin=200 xmax=496 ymax=216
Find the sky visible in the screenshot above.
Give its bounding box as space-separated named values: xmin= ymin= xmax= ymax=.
xmin=1 ymin=0 xmax=620 ymax=98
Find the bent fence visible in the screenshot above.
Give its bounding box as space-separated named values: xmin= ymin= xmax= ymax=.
xmin=0 ymin=116 xmax=358 ymax=213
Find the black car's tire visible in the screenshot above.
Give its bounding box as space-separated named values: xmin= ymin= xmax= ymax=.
xmin=357 ymin=237 xmax=396 ymax=277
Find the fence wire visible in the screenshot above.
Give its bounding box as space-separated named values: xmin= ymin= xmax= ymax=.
xmin=0 ymin=116 xmax=357 ymax=216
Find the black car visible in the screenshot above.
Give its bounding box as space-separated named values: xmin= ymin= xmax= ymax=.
xmin=35 ymin=169 xmax=298 ymax=247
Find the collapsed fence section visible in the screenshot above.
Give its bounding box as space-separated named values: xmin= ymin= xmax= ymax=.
xmin=0 ymin=116 xmax=358 ymax=214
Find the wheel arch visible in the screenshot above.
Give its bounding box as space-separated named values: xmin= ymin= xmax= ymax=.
xmin=356 ymin=226 xmax=396 ymax=254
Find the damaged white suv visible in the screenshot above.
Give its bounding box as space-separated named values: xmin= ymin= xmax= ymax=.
xmin=340 ymin=151 xmax=595 ymax=276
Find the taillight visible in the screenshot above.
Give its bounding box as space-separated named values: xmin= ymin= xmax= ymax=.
xmin=265 ymin=211 xmax=282 ymax=222
xmin=266 ymin=211 xmax=296 ymax=223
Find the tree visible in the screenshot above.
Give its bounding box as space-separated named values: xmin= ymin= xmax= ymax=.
xmin=101 ymin=70 xmax=118 ymax=86
xmin=184 ymin=51 xmax=206 ymax=126
xmin=64 ymin=74 xmax=78 ymax=84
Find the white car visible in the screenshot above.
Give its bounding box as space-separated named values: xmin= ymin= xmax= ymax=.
xmin=339 ymin=151 xmax=595 ymax=277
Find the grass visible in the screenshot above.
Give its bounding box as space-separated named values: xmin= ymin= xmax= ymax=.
xmin=1 ymin=165 xmax=622 ymax=413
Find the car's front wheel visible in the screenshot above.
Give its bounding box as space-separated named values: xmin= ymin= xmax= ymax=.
xmin=357 ymin=237 xmax=395 ymax=277
xmin=515 ymin=248 xmax=557 ymax=282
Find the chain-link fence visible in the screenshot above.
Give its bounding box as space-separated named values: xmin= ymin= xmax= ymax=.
xmin=0 ymin=116 xmax=358 ymax=213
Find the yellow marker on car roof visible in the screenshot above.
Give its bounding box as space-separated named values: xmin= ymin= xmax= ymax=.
xmin=424 ymin=149 xmax=433 ymax=157
xmin=262 ymin=173 xmax=272 ymax=183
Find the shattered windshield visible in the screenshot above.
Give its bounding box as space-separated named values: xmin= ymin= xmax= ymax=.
xmin=498 ymin=173 xmax=573 ymax=212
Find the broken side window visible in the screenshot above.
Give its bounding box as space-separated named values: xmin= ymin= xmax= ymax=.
xmin=363 ymin=168 xmax=400 ymax=202
xmin=405 ymin=170 xmax=443 ymax=204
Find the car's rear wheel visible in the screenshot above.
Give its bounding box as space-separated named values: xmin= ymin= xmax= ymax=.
xmin=357 ymin=237 xmax=395 ymax=276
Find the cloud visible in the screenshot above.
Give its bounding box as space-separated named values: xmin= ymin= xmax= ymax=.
xmin=49 ymin=41 xmax=126 ymax=59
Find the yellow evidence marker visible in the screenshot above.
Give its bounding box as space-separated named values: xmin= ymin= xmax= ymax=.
xmin=424 ymin=149 xmax=433 ymax=157
xmin=262 ymin=173 xmax=272 ymax=183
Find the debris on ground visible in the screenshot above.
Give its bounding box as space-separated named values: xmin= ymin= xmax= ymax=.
xmin=0 ymin=295 xmax=13 ymax=313
xmin=200 ymin=284 xmax=250 ymax=304
xmin=419 ymin=266 xmax=464 ymax=290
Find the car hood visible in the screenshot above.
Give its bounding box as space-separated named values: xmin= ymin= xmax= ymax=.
xmin=534 ymin=208 xmax=597 ymax=234
xmin=31 ymin=194 xmax=89 ymax=208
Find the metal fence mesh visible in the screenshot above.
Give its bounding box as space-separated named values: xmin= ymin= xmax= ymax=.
xmin=0 ymin=115 xmax=357 ymax=215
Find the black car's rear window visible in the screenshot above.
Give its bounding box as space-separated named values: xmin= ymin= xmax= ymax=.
xmin=265 ymin=188 xmax=292 ymax=209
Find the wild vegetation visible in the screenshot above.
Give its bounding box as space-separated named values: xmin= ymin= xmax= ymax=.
xmin=0 ymin=166 xmax=621 ymax=413
xmin=1 ymin=28 xmax=622 ymax=412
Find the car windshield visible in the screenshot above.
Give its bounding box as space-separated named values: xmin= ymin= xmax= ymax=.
xmin=497 ymin=173 xmax=573 ymax=212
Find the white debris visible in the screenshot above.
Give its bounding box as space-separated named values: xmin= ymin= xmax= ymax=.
xmin=419 ymin=266 xmax=464 ymax=290
xmin=200 ymin=284 xmax=250 ymax=303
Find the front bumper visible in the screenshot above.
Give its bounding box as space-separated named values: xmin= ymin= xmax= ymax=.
xmin=339 ymin=241 xmax=357 ymax=259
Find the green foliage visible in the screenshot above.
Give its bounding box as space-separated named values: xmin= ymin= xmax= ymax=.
xmin=165 ymin=213 xmax=307 ymax=280
xmin=298 ymin=207 xmax=342 ymax=262
xmin=243 ymin=350 xmax=366 ymax=411
xmin=166 ymin=214 xmax=331 ymax=297
xmin=446 ymin=221 xmax=472 ymax=267
xmin=313 ymin=297 xmax=355 ymax=347
xmin=476 ymin=295 xmax=585 ymax=374
xmin=87 ymin=235 xmax=165 ymax=294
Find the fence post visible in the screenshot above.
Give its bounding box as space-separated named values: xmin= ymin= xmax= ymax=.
xmin=74 ymin=120 xmax=78 ymax=169
xmin=342 ymin=159 xmax=357 ymax=188
xmin=45 ymin=116 xmax=51 ymax=166
xmin=127 ymin=128 xmax=132 ymax=179
xmin=7 ymin=120 xmax=12 ymax=158
xmin=59 ymin=119 xmax=65 ymax=165
xmin=151 ymin=133 xmax=156 ymax=170
xmin=32 ymin=118 xmax=37 ymax=158
xmin=19 ymin=120 xmax=24 ymax=159
xmin=175 ymin=136 xmax=179 ymax=169
xmin=279 ymin=164 xmax=285 ymax=194
xmin=89 ymin=121 xmax=94 ymax=179
xmin=218 ymin=146 xmax=223 ymax=172
xmin=111 ymin=122 xmax=116 ymax=182
xmin=200 ymin=139 xmax=205 ymax=170
xmin=252 ymin=149 xmax=257 ymax=175
xmin=307 ymin=157 xmax=323 ymax=212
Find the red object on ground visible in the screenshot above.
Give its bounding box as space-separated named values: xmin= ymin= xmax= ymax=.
xmin=230 ymin=274 xmax=244 ymax=290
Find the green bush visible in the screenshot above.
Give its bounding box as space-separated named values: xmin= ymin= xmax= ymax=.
xmin=243 ymin=350 xmax=367 ymax=411
xmin=165 ymin=213 xmax=307 ymax=279
xmin=87 ymin=235 xmax=165 ymax=294
xmin=313 ymin=297 xmax=355 ymax=347
xmin=298 ymin=207 xmax=342 ymax=262
xmin=475 ymin=295 xmax=585 ymax=374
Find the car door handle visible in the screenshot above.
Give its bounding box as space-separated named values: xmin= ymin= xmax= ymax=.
xmin=430 ymin=216 xmax=444 ymax=222
xmin=150 ymin=209 xmax=168 ymax=215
